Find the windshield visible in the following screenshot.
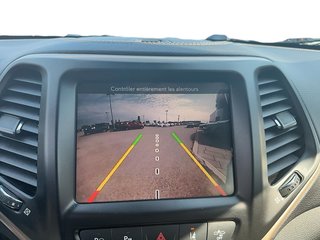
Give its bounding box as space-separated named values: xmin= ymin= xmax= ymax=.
xmin=1 ymin=0 xmax=319 ymax=43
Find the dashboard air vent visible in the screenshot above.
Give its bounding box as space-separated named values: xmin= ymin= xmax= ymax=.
xmin=258 ymin=73 xmax=304 ymax=184
xmin=0 ymin=69 xmax=42 ymax=195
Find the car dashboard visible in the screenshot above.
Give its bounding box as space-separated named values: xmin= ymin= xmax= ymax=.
xmin=0 ymin=37 xmax=320 ymax=240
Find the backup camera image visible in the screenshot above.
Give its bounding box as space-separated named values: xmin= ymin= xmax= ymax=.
xmin=76 ymin=83 xmax=233 ymax=203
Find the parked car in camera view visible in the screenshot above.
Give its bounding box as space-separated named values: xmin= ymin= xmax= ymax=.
xmin=115 ymin=121 xmax=144 ymax=130
xmin=82 ymin=123 xmax=109 ymax=135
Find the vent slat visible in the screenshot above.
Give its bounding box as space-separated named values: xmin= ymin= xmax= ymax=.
xmin=259 ymin=85 xmax=283 ymax=96
xmin=264 ymin=118 xmax=276 ymax=129
xmin=267 ymin=143 xmax=301 ymax=165
xmin=21 ymin=121 xmax=39 ymax=134
xmin=258 ymin=75 xmax=304 ymax=183
xmin=0 ymin=164 xmax=37 ymax=188
xmin=8 ymin=85 xmax=41 ymax=97
xmin=14 ymin=77 xmax=41 ymax=86
xmin=0 ymin=151 xmax=37 ymax=174
xmin=262 ymin=103 xmax=292 ymax=118
xmin=0 ymin=132 xmax=38 ymax=148
xmin=265 ymin=127 xmax=297 ymax=141
xmin=268 ymin=155 xmax=299 ymax=177
xmin=266 ymin=132 xmax=301 ymax=153
xmin=2 ymin=93 xmax=40 ymax=109
xmin=258 ymin=79 xmax=278 ymax=86
xmin=0 ymin=102 xmax=39 ymax=121
xmin=260 ymin=93 xmax=287 ymax=107
xmin=0 ymin=133 xmax=37 ymax=161
xmin=0 ymin=70 xmax=41 ymax=196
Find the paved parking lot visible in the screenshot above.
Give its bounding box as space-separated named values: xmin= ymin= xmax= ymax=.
xmin=76 ymin=126 xmax=225 ymax=202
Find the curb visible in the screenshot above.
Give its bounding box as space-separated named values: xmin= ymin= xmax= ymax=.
xmin=192 ymin=140 xmax=227 ymax=183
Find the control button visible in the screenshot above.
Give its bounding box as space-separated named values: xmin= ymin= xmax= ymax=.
xmin=142 ymin=225 xmax=179 ymax=240
xmin=0 ymin=185 xmax=23 ymax=210
xmin=112 ymin=227 xmax=142 ymax=240
xmin=79 ymin=229 xmax=111 ymax=240
xmin=279 ymin=172 xmax=302 ymax=197
xmin=273 ymin=111 xmax=297 ymax=130
xmin=207 ymin=221 xmax=236 ymax=240
xmin=179 ymin=223 xmax=207 ymax=240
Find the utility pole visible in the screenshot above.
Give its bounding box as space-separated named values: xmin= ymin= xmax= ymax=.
xmin=107 ymin=94 xmax=115 ymax=130
xmin=178 ymin=115 xmax=180 ymax=123
xmin=105 ymin=112 xmax=109 ymax=123
xmin=165 ymin=110 xmax=168 ymax=123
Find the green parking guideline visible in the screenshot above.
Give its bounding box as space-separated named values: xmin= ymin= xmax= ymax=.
xmin=171 ymin=132 xmax=182 ymax=144
xmin=132 ymin=133 xmax=143 ymax=146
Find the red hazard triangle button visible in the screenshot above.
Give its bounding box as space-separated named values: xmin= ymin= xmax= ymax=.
xmin=156 ymin=232 xmax=167 ymax=240
xmin=143 ymin=225 xmax=178 ymax=240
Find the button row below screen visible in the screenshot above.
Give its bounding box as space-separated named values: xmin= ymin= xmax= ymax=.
xmin=79 ymin=221 xmax=236 ymax=240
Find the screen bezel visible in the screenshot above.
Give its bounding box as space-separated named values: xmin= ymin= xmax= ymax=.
xmin=57 ymin=66 xmax=252 ymax=231
xmin=75 ymin=81 xmax=234 ymax=203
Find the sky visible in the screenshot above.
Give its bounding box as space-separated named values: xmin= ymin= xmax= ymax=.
xmin=0 ymin=0 xmax=319 ymax=42
xmin=77 ymin=94 xmax=217 ymax=127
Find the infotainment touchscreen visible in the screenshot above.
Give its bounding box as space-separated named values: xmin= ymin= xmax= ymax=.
xmin=76 ymin=81 xmax=233 ymax=203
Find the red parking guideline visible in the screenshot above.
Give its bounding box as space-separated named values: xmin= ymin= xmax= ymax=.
xmin=87 ymin=190 xmax=99 ymax=203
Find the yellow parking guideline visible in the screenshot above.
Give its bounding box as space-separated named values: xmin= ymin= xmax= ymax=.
xmin=96 ymin=133 xmax=142 ymax=191
xmin=171 ymin=132 xmax=226 ymax=196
